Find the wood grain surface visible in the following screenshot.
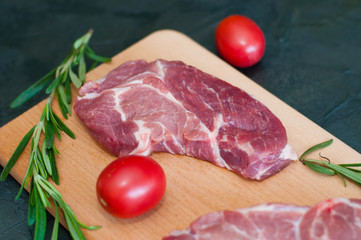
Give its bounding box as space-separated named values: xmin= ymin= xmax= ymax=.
xmin=1 ymin=30 xmax=360 ymax=239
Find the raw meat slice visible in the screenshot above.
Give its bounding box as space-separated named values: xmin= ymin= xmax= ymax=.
xmin=299 ymin=198 xmax=361 ymax=240
xmin=163 ymin=204 xmax=308 ymax=240
xmin=74 ymin=59 xmax=297 ymax=180
xmin=163 ymin=198 xmax=361 ymax=240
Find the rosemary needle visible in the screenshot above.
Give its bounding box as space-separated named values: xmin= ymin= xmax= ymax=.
xmin=1 ymin=29 xmax=111 ymax=240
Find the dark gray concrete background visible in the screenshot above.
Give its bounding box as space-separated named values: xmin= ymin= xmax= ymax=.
xmin=1 ymin=0 xmax=360 ymax=239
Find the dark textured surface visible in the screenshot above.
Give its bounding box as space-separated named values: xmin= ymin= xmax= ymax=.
xmin=0 ymin=0 xmax=360 ymax=239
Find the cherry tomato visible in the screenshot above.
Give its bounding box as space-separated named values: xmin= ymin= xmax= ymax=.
xmin=96 ymin=155 xmax=166 ymax=218
xmin=215 ymin=15 xmax=265 ymax=68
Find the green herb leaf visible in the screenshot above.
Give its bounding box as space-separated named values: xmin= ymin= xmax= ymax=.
xmin=299 ymin=139 xmax=333 ymax=161
xmin=76 ymin=221 xmax=101 ymax=230
xmin=339 ymin=163 xmax=361 ymax=167
xmin=10 ymin=68 xmax=56 ymax=108
xmin=57 ymin=84 xmax=72 ymax=118
xmin=52 ymin=112 xmax=75 ymax=139
xmin=36 ymin=147 xmax=48 ymax=180
xmin=65 ymin=78 xmax=72 ymax=103
xmin=46 ymin=74 xmax=63 ymax=95
xmin=325 ymin=162 xmax=361 ymax=184
xmin=34 ymin=185 xmax=47 ymax=240
xmin=52 ymin=145 xmax=60 ymax=155
xmin=35 ymin=176 xmax=51 ymax=207
xmin=49 ymin=148 xmax=59 ymax=185
xmin=73 ymin=29 xmax=93 ymax=51
xmin=73 ymin=38 xmax=83 ymax=50
xmin=45 ymin=119 xmax=55 ymax=149
xmin=42 ymin=143 xmax=52 ymax=176
xmin=303 ymin=160 xmax=336 ymax=175
xmin=60 ymin=68 xmax=68 ymax=84
xmin=69 ymin=67 xmax=82 ymax=88
xmin=51 ymin=203 xmax=60 ymax=240
xmin=49 ymin=110 xmax=62 ymax=140
xmin=28 ymin=181 xmax=36 ymax=226
xmin=78 ymin=54 xmax=86 ymax=83
xmin=15 ymin=160 xmax=34 ymax=200
xmin=65 ymin=204 xmax=101 ymax=230
xmin=64 ymin=208 xmax=86 ymax=240
xmin=28 ymin=202 xmax=36 ymax=226
xmin=335 ymin=172 xmax=347 ymax=187
xmin=345 ymin=168 xmax=361 ymax=173
xmin=0 ymin=126 xmax=36 ymax=181
xmin=85 ymin=46 xmax=112 ymax=63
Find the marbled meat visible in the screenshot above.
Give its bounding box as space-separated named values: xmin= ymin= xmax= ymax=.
xmin=163 ymin=198 xmax=361 ymax=240
xmin=74 ymin=59 xmax=297 ymax=180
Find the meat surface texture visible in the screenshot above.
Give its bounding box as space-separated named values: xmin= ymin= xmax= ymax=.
xmin=74 ymin=59 xmax=297 ymax=180
xmin=163 ymin=198 xmax=361 ymax=240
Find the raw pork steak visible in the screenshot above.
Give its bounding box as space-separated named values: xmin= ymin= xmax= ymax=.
xmin=74 ymin=59 xmax=297 ymax=180
xmin=163 ymin=198 xmax=361 ymax=240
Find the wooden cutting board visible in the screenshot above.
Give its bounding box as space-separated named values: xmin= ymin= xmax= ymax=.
xmin=1 ymin=30 xmax=360 ymax=239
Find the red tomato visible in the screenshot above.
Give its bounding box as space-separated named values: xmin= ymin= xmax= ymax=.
xmin=215 ymin=15 xmax=265 ymax=68
xmin=96 ymin=155 xmax=166 ymax=218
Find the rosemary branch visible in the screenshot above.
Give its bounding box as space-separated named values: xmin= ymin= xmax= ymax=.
xmin=0 ymin=29 xmax=111 ymax=240
xmin=300 ymin=139 xmax=361 ymax=187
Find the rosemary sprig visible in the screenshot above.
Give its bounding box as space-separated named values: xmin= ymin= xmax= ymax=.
xmin=1 ymin=29 xmax=111 ymax=239
xmin=300 ymin=139 xmax=361 ymax=187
